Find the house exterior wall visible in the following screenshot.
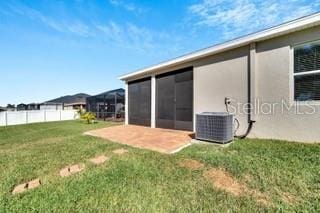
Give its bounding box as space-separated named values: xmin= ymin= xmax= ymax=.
xmin=124 ymin=26 xmax=320 ymax=143
xmin=252 ymin=26 xmax=320 ymax=142
xmin=193 ymin=46 xmax=249 ymax=135
xmin=194 ymin=26 xmax=320 ymax=142
xmin=64 ymin=105 xmax=74 ymax=110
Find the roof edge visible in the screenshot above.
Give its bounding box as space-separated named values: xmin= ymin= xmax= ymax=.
xmin=89 ymin=88 xmax=125 ymax=97
xmin=119 ymin=12 xmax=320 ymax=81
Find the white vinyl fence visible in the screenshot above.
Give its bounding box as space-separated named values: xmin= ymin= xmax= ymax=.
xmin=0 ymin=110 xmax=78 ymax=126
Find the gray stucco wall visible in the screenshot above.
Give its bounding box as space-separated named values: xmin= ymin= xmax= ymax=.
xmin=193 ymin=46 xmax=249 ymax=135
xmin=252 ymin=26 xmax=320 ymax=142
xmin=194 ymin=26 xmax=320 ymax=143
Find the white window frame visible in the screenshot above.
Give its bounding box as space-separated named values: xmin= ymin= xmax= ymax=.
xmin=292 ymin=40 xmax=320 ymax=104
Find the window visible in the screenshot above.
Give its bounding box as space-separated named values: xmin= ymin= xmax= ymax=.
xmin=294 ymin=41 xmax=320 ymax=101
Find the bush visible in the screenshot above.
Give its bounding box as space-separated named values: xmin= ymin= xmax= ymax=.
xmin=81 ymin=112 xmax=96 ymax=124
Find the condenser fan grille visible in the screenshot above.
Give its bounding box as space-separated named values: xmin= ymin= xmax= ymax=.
xmin=196 ymin=112 xmax=234 ymax=143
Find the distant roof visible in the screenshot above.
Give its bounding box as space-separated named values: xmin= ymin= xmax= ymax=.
xmin=94 ymin=88 xmax=124 ymax=96
xmin=40 ymin=102 xmax=63 ymax=105
xmin=64 ymin=102 xmax=86 ymax=106
xmin=87 ymin=88 xmax=124 ymax=101
xmin=17 ymin=103 xmax=27 ymax=106
xmin=119 ymin=12 xmax=320 ymax=81
xmin=44 ymin=93 xmax=90 ymax=104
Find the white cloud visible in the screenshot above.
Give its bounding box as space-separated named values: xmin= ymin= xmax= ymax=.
xmin=96 ymin=21 xmax=173 ymax=52
xmin=66 ymin=22 xmax=92 ymax=37
xmin=2 ymin=1 xmax=187 ymax=57
xmin=108 ymin=0 xmax=146 ymax=13
xmin=3 ymin=1 xmax=183 ymax=56
xmin=188 ymin=0 xmax=320 ymax=39
xmin=39 ymin=18 xmax=92 ymax=37
xmin=6 ymin=2 xmax=92 ymax=37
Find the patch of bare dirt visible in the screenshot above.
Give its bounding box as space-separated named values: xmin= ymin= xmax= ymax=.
xmin=243 ymin=174 xmax=253 ymax=183
xmin=112 ymin=148 xmax=129 ymax=155
xmin=203 ymin=168 xmax=271 ymax=206
xmin=204 ymin=168 xmax=246 ymax=196
xmin=89 ymin=155 xmax=109 ymax=165
xmin=281 ymin=192 xmax=297 ymax=204
xmin=251 ymin=189 xmax=271 ymax=206
xmin=178 ymin=159 xmax=205 ymax=170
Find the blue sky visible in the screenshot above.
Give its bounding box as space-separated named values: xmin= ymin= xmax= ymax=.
xmin=1 ymin=0 xmax=320 ymax=105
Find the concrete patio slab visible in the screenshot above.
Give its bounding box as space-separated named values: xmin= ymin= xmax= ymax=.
xmin=85 ymin=125 xmax=194 ymax=154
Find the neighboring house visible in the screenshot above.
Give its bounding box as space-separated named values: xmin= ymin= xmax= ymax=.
xmin=40 ymin=102 xmax=63 ymax=110
xmin=86 ymin=89 xmax=125 ymax=120
xmin=64 ymin=102 xmax=85 ymax=110
xmin=43 ymin=93 xmax=90 ymax=110
xmin=120 ymin=13 xmax=320 ymax=143
xmin=27 ymin=103 xmax=40 ymax=110
xmin=17 ymin=104 xmax=28 ymax=111
xmin=5 ymin=104 xmax=16 ymax=111
xmin=0 ymin=106 xmax=6 ymax=112
xmin=17 ymin=103 xmax=40 ymax=111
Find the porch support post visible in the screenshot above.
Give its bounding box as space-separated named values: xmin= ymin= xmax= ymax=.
xmin=151 ymin=75 xmax=156 ymax=128
xmin=125 ymin=82 xmax=129 ymax=125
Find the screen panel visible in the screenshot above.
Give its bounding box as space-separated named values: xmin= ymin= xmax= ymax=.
xmin=156 ymin=68 xmax=193 ymax=131
xmin=156 ymin=74 xmax=175 ymax=129
xmin=128 ymin=78 xmax=151 ymax=126
xmin=175 ymin=69 xmax=193 ymax=130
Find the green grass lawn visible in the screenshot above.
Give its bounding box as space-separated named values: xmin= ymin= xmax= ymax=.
xmin=0 ymin=121 xmax=319 ymax=212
